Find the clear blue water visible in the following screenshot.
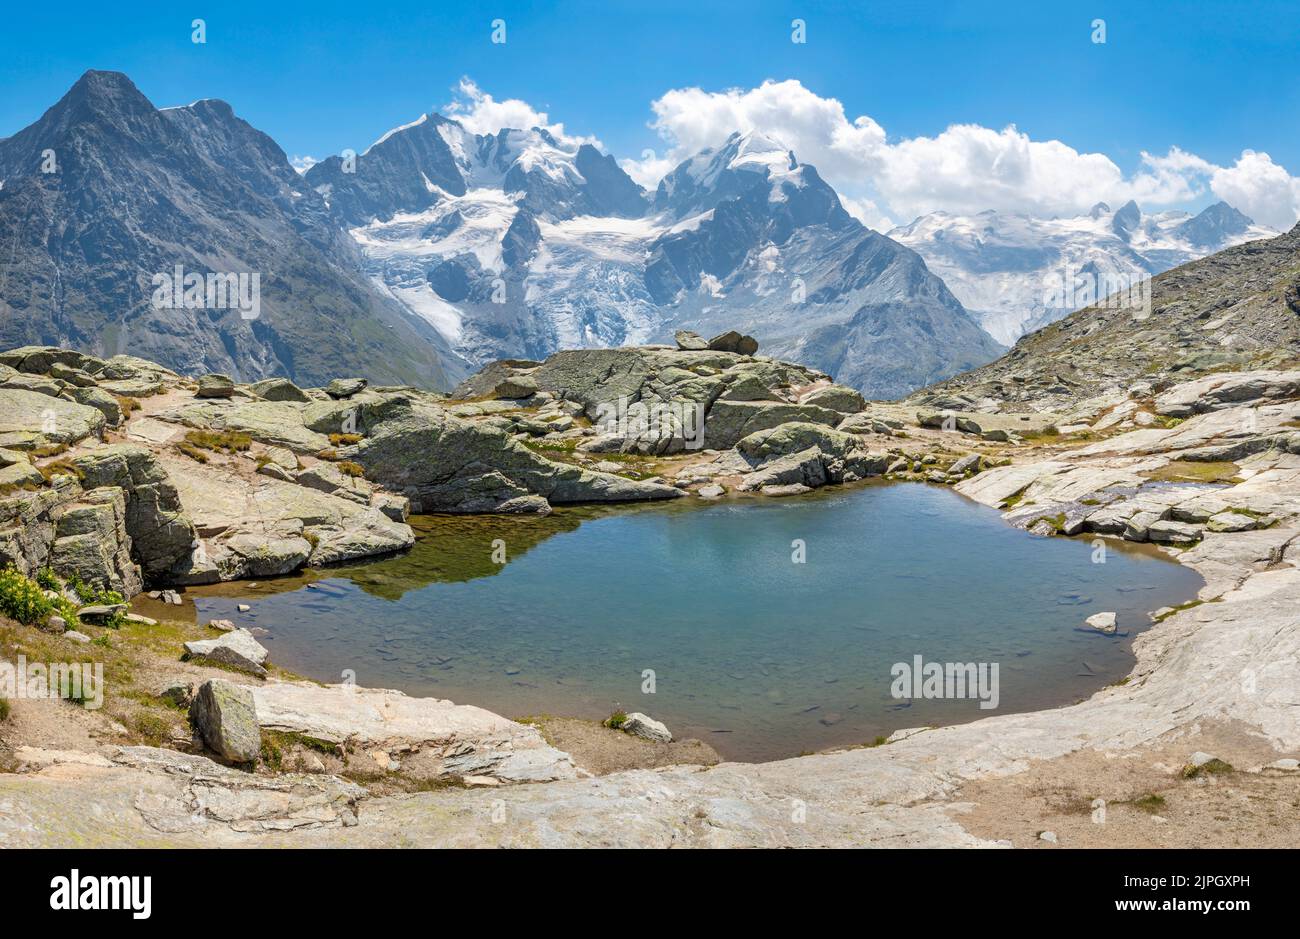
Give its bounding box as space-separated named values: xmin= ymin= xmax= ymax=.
xmin=192 ymin=483 xmax=1203 ymax=761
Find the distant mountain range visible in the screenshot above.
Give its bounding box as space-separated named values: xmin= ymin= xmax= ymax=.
xmin=0 ymin=71 xmax=1277 ymax=398
xmin=890 ymin=200 xmax=1275 ymax=345
xmin=306 ymin=122 xmax=1003 ymax=398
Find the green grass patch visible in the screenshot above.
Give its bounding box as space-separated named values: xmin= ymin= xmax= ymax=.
xmin=1130 ymin=793 xmax=1167 ymax=814
xmin=1182 ymin=758 xmax=1233 ymax=779
xmin=1141 ymin=460 xmax=1241 ymax=484
xmin=183 ymin=429 xmax=252 ymax=454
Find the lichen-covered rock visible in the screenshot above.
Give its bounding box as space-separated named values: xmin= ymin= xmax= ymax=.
xmin=0 ymin=388 xmax=106 ymax=444
xmin=800 ymin=384 xmax=866 ymax=414
xmin=621 ymin=712 xmax=672 ymax=743
xmin=184 ymin=629 xmax=270 ymax=677
xmin=707 ymin=331 xmax=759 ymax=356
xmin=49 ymin=487 xmax=142 ymax=596
xmin=189 ymin=680 xmax=261 ymax=763
xmin=326 ymin=378 xmax=367 ymax=399
xmin=349 ymin=397 xmax=681 ymax=513
xmin=703 ymin=401 xmax=841 ymax=450
xmin=250 ymin=377 xmax=311 ymax=403
xmin=196 ymin=373 xmax=235 ymax=399
xmin=674 ymin=330 xmax=709 ymax=351
xmin=70 ymin=445 xmax=196 ymax=579
xmin=64 ymin=386 xmax=123 ymax=426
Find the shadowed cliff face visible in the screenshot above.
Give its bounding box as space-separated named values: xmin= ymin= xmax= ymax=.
xmin=0 ymin=70 xmax=460 ymax=390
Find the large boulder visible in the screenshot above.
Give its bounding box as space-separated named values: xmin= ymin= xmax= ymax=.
xmin=621 ymin=712 xmax=672 ymax=743
xmin=252 ymin=681 xmax=579 ymax=784
xmin=326 ymin=378 xmax=367 ymax=399
xmin=189 ymin=679 xmax=261 ymax=763
xmin=196 ymin=373 xmax=235 ymax=399
xmin=734 ymin=422 xmax=889 ymax=491
xmin=702 ymin=401 xmax=841 ymax=450
xmin=707 ymin=331 xmax=759 ymax=356
xmin=800 ymin=384 xmax=866 ymax=414
xmin=0 ymin=388 xmax=106 ymax=444
xmin=250 ymin=377 xmax=311 ymax=403
xmin=64 ymin=387 xmax=123 ymax=426
xmin=184 ymin=628 xmax=270 ymax=677
xmin=674 ymin=330 xmax=709 ymax=351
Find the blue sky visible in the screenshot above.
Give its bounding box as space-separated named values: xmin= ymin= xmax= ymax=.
xmin=4 ymin=1 xmax=1298 ymax=226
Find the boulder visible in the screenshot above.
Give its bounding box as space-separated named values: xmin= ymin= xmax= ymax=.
xmin=707 ymin=331 xmax=759 ymax=356
xmin=196 ymin=373 xmax=235 ymax=399
xmin=1084 ymin=612 xmax=1117 ymax=635
xmin=251 ymin=681 xmax=579 ymax=784
xmin=76 ymin=603 xmax=127 ymax=624
xmin=189 ymin=679 xmax=261 ymax=763
xmin=1147 ymin=520 xmax=1203 ymax=544
xmin=490 ymin=376 xmax=538 ymax=399
xmin=621 ymin=712 xmax=672 ymax=743
xmin=184 ymin=628 xmax=270 ymax=677
xmin=800 ymin=384 xmax=866 ymax=414
xmin=0 ymin=388 xmax=106 ymax=444
xmin=49 ymin=363 xmax=98 ymax=387
xmin=325 ymin=378 xmax=367 ymax=399
xmin=250 ymin=378 xmax=311 ymax=403
xmin=674 ymin=330 xmax=710 ymax=351
xmin=702 ymin=401 xmax=841 ymax=450
xmin=1206 ymin=511 xmax=1259 ymax=533
xmin=64 ymin=387 xmax=123 ymax=425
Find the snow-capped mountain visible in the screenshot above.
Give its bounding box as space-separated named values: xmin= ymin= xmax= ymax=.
xmin=0 ymin=71 xmax=460 ymax=389
xmin=308 ymin=120 xmax=1004 ymax=398
xmin=889 ymin=201 xmax=1276 ymax=345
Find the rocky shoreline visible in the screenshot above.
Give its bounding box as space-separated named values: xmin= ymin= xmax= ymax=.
xmin=1 ymin=337 xmax=1298 ymax=847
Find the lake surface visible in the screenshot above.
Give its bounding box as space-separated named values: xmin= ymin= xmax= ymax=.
xmin=192 ymin=483 xmax=1203 ymax=761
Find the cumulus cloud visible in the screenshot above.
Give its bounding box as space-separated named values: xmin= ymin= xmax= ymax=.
xmin=443 ymin=78 xmax=600 ymax=150
xmin=1208 ymin=150 xmax=1300 ymax=230
xmin=620 ymin=78 xmax=1300 ymax=230
xmin=289 ymin=155 xmax=319 ymax=174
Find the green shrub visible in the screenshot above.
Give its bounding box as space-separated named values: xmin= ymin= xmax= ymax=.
xmin=35 ymin=567 xmax=60 ymax=591
xmin=604 ymin=710 xmax=628 ymax=729
xmin=0 ymin=697 xmax=10 ymax=722
xmin=0 ymin=566 xmax=53 ymax=624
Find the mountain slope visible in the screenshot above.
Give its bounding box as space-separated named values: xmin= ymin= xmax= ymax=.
xmin=911 ymin=222 xmax=1300 ymax=413
xmin=890 ymin=200 xmax=1275 ymax=345
xmin=319 ymin=121 xmax=1003 ymax=398
xmin=0 ymin=71 xmax=460 ymax=389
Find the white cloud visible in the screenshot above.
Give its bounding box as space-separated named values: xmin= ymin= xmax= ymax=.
xmin=443 ymin=78 xmax=600 ymax=150
xmin=621 ymin=78 xmax=1300 ymax=230
xmin=290 ymin=155 xmax=319 ymax=174
xmin=1208 ymin=150 xmax=1300 ymax=230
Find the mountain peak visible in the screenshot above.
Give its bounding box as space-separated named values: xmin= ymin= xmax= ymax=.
xmin=1176 ymin=200 xmax=1256 ymax=248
